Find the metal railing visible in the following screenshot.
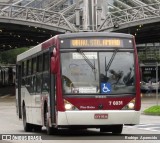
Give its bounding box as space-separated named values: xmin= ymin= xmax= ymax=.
xmin=98 ymin=2 xmax=160 ymax=31
xmin=0 ymin=4 xmax=77 ymax=32
xmin=2 ymin=1 xmax=160 ymax=32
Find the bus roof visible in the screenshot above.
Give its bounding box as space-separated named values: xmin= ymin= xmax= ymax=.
xmin=58 ymin=32 xmax=134 ymax=39
xmin=17 ymin=37 xmax=54 ymax=62
xmin=17 ymin=32 xmax=134 ymax=62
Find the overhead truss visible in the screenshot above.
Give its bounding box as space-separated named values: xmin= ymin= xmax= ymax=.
xmin=1 ymin=0 xmax=160 ymax=32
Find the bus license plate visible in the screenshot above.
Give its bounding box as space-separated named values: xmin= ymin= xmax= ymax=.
xmin=94 ymin=114 xmax=108 ymax=119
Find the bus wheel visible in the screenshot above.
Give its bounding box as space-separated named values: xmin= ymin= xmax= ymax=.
xmin=22 ymin=105 xmax=32 ymax=132
xmin=45 ymin=112 xmax=52 ymax=135
xmin=46 ymin=122 xmax=53 ymax=135
xmin=33 ymin=125 xmax=42 ymax=132
xmin=112 ymin=125 xmax=123 ymax=134
xmin=45 ymin=112 xmax=57 ymax=135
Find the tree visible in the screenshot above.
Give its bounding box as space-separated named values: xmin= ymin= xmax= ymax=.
xmin=0 ymin=48 xmax=30 ymax=64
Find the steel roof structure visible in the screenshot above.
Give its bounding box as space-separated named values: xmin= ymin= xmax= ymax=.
xmin=0 ymin=0 xmax=160 ymax=51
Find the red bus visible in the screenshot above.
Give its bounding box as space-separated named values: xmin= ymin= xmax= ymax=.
xmin=16 ymin=32 xmax=141 ymax=135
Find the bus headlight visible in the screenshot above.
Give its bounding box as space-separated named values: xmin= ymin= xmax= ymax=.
xmin=65 ymin=103 xmax=72 ymax=110
xmin=128 ymin=102 xmax=134 ymax=109
xmin=122 ymin=99 xmax=135 ymax=110
xmin=64 ymin=100 xmax=78 ymax=111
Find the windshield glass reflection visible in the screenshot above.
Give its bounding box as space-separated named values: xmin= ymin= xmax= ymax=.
xmin=61 ymin=51 xmax=135 ymax=95
xmin=61 ymin=52 xmax=99 ymax=94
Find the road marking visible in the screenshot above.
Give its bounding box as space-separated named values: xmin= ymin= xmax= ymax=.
xmin=126 ymin=124 xmax=160 ymax=132
xmin=134 ymin=124 xmax=155 ymax=127
xmin=0 ymin=95 xmax=10 ymax=98
xmin=139 ymin=127 xmax=160 ymax=132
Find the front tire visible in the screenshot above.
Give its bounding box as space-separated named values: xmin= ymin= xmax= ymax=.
xmin=22 ymin=105 xmax=32 ymax=132
xmin=112 ymin=125 xmax=123 ymax=134
xmin=45 ymin=112 xmax=58 ymax=135
xmin=33 ymin=125 xmax=42 ymax=132
xmin=100 ymin=125 xmax=123 ymax=134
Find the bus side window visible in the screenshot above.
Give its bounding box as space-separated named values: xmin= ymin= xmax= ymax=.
xmin=22 ymin=61 xmax=27 ymax=77
xmin=33 ymin=76 xmax=36 ymax=94
xmin=26 ymin=76 xmax=36 ymax=94
xmin=42 ymin=73 xmax=49 ymax=92
xmin=36 ymin=74 xmax=42 ymax=93
xmin=37 ymin=55 xmax=43 ymax=72
xmin=27 ymin=59 xmax=31 ymax=75
xmin=32 ymin=57 xmax=37 ymax=74
xmin=22 ymin=78 xmax=25 ymax=86
xmin=26 ymin=77 xmax=31 ymax=93
xmin=43 ymin=52 xmax=49 ymax=71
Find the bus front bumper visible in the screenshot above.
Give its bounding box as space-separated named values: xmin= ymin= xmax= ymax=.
xmin=57 ymin=110 xmax=141 ymax=126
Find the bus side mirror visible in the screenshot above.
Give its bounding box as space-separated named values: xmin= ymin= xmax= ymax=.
xmin=51 ymin=57 xmax=58 ymax=74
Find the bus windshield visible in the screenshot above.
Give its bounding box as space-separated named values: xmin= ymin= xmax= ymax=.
xmin=61 ymin=51 xmax=135 ymax=95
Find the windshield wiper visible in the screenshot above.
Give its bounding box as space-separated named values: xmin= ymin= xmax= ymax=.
xmin=105 ymin=49 xmax=118 ymax=77
xmin=77 ymin=49 xmax=97 ymax=80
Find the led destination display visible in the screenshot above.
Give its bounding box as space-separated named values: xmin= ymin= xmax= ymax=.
xmin=70 ymin=39 xmax=122 ymax=47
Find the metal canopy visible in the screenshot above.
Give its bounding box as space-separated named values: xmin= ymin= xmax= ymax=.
xmin=1 ymin=0 xmax=160 ymax=51
xmin=0 ymin=23 xmax=62 ymax=51
xmin=0 ymin=0 xmax=76 ymax=51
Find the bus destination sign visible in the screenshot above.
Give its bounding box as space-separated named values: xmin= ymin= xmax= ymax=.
xmin=70 ymin=39 xmax=123 ymax=48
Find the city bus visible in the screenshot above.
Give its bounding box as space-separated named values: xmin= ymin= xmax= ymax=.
xmin=16 ymin=32 xmax=141 ymax=135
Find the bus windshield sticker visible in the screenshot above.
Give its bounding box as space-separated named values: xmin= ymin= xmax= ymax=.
xmin=72 ymin=52 xmax=97 ymax=59
xmin=101 ymin=83 xmax=111 ymax=94
xmin=72 ymin=87 xmax=97 ymax=93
